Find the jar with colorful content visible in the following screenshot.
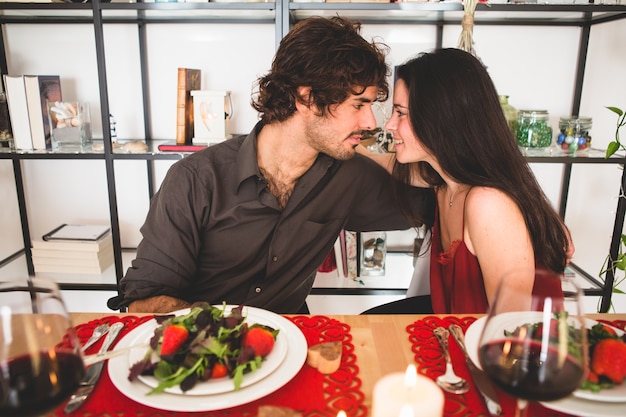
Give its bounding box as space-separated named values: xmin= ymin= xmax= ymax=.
xmin=557 ymin=116 xmax=592 ymax=153
xmin=516 ymin=110 xmax=553 ymax=149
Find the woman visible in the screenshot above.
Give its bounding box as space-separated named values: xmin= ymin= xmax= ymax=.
xmin=361 ymin=48 xmax=572 ymax=314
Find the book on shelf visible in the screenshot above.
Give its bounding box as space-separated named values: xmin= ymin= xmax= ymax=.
xmin=33 ymin=256 xmax=113 ymax=275
xmin=31 ymin=245 xmax=112 ymax=260
xmin=42 ymin=224 xmax=110 ymax=242
xmin=24 ymin=75 xmax=62 ymax=150
xmin=332 ymin=230 xmax=351 ymax=278
xmin=176 ymin=67 xmax=201 ymax=145
xmin=3 ymin=74 xmax=32 ymax=150
xmin=33 ymin=248 xmax=114 ymax=269
xmin=345 ymin=230 xmax=358 ymax=280
xmin=157 ymin=142 xmax=207 ymax=152
xmin=32 ymin=232 xmax=113 ymax=252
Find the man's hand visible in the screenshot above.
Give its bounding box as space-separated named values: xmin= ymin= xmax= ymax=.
xmin=128 ymin=295 xmax=192 ymax=314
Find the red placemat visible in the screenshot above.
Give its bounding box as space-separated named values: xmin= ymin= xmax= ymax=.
xmin=407 ymin=316 xmax=571 ymax=417
xmin=51 ymin=315 xmax=365 ymax=417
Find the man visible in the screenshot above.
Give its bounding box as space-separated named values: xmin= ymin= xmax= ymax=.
xmin=107 ymin=16 xmax=432 ymax=314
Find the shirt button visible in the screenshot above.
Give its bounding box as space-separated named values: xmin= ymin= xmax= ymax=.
xmin=255 ymin=287 xmax=262 ymax=293
xmin=272 ymin=256 xmax=278 ymax=262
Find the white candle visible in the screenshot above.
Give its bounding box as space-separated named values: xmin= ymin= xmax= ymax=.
xmin=371 ymin=365 xmax=444 ymax=417
xmin=337 ymin=411 xmax=347 ymax=417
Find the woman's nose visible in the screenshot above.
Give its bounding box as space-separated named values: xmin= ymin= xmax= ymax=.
xmin=385 ymin=115 xmax=396 ymax=132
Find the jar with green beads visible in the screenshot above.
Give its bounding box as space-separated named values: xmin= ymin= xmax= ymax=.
xmin=516 ymin=110 xmax=553 ymax=149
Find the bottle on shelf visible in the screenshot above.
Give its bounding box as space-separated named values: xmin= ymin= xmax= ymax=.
xmin=499 ymin=95 xmax=518 ymax=136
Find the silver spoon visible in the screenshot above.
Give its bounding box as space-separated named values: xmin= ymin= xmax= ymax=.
xmin=433 ymin=326 xmax=470 ymax=394
xmin=81 ymin=323 xmax=110 ymax=352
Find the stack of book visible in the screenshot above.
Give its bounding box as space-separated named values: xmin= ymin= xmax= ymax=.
xmin=3 ymin=74 xmax=62 ymax=151
xmin=31 ymin=225 xmax=114 ymax=275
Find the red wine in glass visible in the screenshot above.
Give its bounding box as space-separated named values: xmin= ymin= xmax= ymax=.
xmin=477 ymin=270 xmax=587 ymax=417
xmin=0 ymin=279 xmax=85 ymax=417
xmin=0 ymin=351 xmax=84 ymax=417
xmin=479 ymin=338 xmax=585 ymax=402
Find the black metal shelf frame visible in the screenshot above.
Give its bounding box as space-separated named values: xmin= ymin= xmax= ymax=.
xmin=1 ymin=1 xmax=625 ymax=311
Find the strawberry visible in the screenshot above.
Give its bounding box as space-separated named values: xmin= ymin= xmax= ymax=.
xmin=211 ymin=363 xmax=228 ymax=379
xmin=586 ymin=370 xmax=599 ymax=385
xmin=534 ymin=319 xmax=559 ymax=339
xmin=160 ymin=324 xmax=189 ymax=356
xmin=591 ymin=338 xmax=626 ymax=384
xmin=243 ymin=327 xmax=275 ymax=358
xmin=599 ymin=323 xmax=618 ymax=337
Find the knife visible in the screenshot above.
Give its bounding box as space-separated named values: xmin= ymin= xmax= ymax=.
xmin=449 ymin=324 xmax=503 ymax=417
xmin=64 ymin=322 xmax=124 ymax=414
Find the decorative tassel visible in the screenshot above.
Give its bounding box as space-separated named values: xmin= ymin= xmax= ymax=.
xmin=457 ymin=0 xmax=483 ymax=63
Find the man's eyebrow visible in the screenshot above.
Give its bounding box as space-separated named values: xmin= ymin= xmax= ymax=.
xmin=354 ymin=96 xmax=374 ymax=103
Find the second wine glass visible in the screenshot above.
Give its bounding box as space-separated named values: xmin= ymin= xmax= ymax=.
xmin=477 ymin=269 xmax=587 ymax=417
xmin=0 ymin=278 xmax=85 ymax=417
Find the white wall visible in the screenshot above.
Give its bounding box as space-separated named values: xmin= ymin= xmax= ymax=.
xmin=2 ymin=15 xmax=626 ymax=313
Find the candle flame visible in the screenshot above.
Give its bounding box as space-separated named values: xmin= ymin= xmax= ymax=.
xmin=404 ymin=364 xmax=417 ymax=388
xmin=337 ymin=411 xmax=347 ymax=417
xmin=399 ymin=404 xmax=414 ymax=417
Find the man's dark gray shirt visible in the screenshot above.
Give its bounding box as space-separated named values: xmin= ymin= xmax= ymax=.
xmin=108 ymin=123 xmax=418 ymax=313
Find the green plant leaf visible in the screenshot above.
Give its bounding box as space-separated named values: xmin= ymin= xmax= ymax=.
xmin=606 ymin=141 xmax=620 ymax=158
xmin=606 ymin=106 xmax=624 ymax=117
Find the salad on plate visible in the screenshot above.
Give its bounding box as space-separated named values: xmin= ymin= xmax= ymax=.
xmin=127 ymin=302 xmax=279 ymax=394
xmin=505 ymin=317 xmax=625 ymax=394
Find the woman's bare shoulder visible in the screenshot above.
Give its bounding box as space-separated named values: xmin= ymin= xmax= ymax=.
xmin=465 ymin=186 xmax=522 ymax=223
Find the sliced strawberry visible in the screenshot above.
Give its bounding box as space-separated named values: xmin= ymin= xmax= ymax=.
xmin=160 ymin=324 xmax=189 ymax=356
xmin=599 ymin=323 xmax=618 ymax=337
xmin=591 ymin=338 xmax=626 ymax=384
xmin=586 ymin=370 xmax=599 ymax=385
xmin=534 ymin=319 xmax=559 ymax=339
xmin=243 ymin=327 xmax=275 ymax=358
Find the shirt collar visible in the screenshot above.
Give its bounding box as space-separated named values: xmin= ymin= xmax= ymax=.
xmin=235 ymin=121 xmax=264 ymax=190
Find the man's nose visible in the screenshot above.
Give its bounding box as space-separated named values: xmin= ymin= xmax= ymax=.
xmin=361 ymin=108 xmax=376 ymax=131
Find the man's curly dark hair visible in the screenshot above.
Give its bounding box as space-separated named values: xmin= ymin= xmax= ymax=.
xmin=251 ymin=16 xmax=390 ymax=124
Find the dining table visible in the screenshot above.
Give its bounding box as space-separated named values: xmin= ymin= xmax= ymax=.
xmin=49 ymin=312 xmax=626 ymax=417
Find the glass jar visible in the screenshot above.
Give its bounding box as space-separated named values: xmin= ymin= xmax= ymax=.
xmin=360 ymin=231 xmax=387 ymax=277
xmin=557 ymin=116 xmax=592 ymax=152
xmin=516 ymin=110 xmax=553 ymax=149
xmin=499 ymin=95 xmax=518 ymax=136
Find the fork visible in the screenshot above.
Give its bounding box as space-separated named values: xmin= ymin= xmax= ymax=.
xmin=81 ymin=323 xmax=110 ymax=352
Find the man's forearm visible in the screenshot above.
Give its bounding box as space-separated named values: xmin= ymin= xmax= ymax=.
xmin=128 ymin=295 xmax=192 ymax=314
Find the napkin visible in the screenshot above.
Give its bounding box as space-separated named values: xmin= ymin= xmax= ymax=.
xmin=52 ymin=315 xmax=365 ymax=417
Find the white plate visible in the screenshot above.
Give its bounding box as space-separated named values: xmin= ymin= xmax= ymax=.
xmin=108 ymin=306 xmax=307 ymax=412
xmin=464 ymin=316 xmax=626 ymax=411
xmin=129 ymin=306 xmax=289 ymax=395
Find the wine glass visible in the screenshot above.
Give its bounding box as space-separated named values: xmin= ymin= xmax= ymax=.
xmin=0 ymin=278 xmax=85 ymax=417
xmin=477 ymin=269 xmax=588 ymax=417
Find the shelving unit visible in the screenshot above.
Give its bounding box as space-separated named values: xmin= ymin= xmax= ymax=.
xmin=1 ymin=1 xmax=625 ymax=312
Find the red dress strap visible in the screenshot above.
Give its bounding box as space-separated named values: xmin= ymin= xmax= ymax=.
xmin=429 ymin=201 xmax=488 ymax=314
